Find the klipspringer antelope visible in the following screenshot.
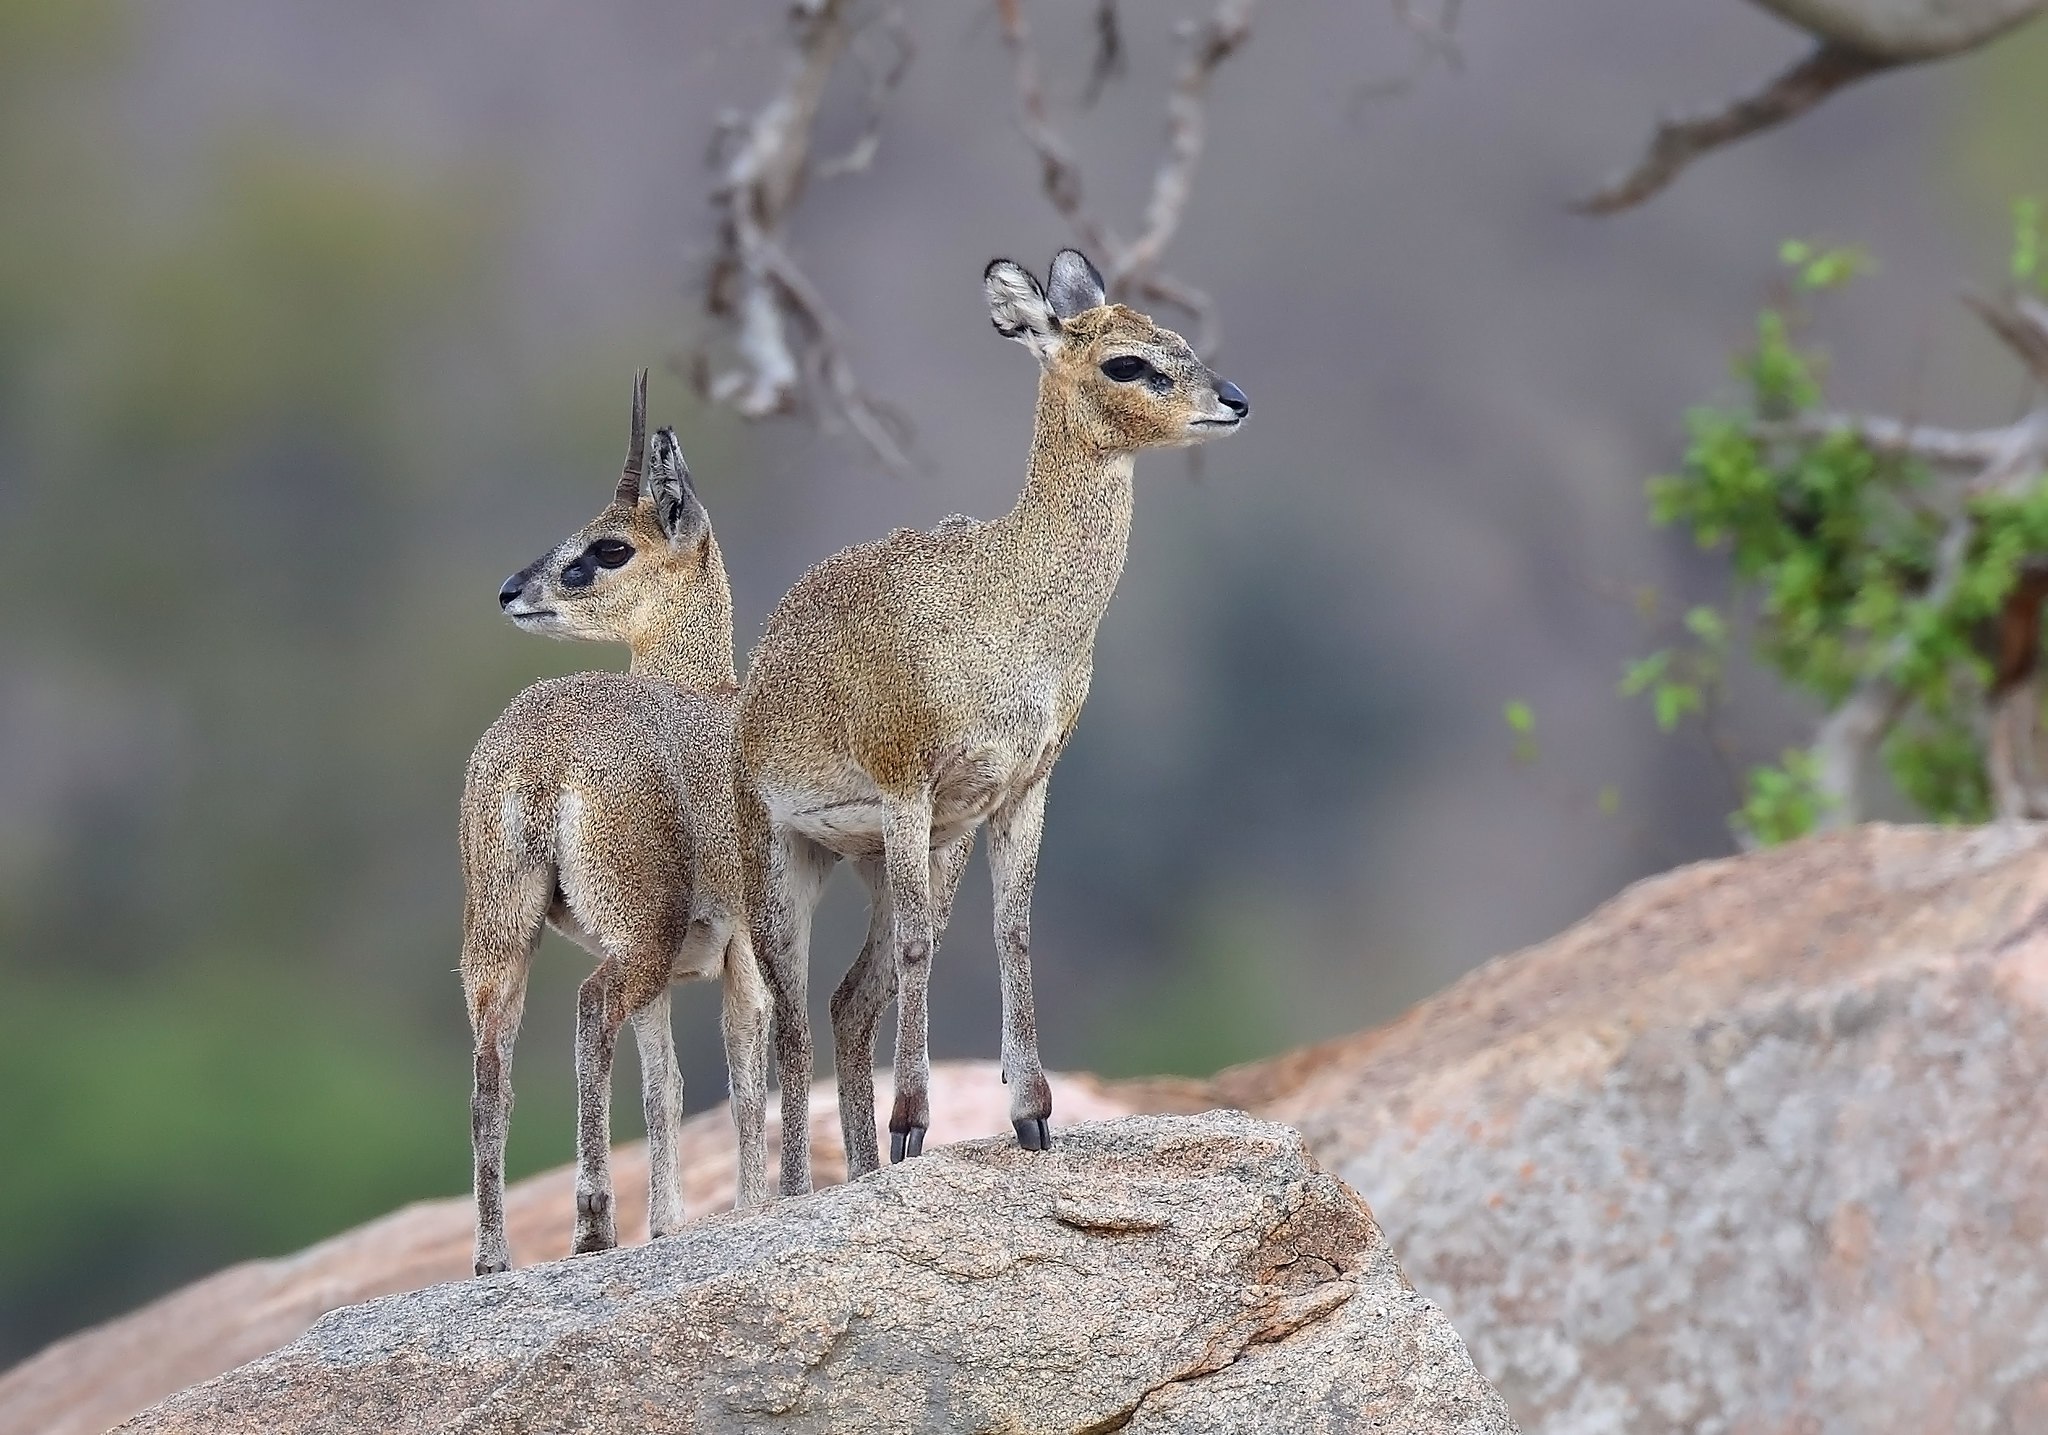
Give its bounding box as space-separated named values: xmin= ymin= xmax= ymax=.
xmin=461 ymin=372 xmax=769 ymax=1274
xmin=735 ymin=250 xmax=1249 ymax=1191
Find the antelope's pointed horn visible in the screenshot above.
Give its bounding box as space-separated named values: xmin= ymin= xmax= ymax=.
xmin=616 ymin=368 xmax=649 ymax=503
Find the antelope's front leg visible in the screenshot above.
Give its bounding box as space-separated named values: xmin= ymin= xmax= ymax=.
xmin=988 ymin=779 xmax=1053 ymax=1151
xmin=881 ymin=792 xmax=937 ymax=1162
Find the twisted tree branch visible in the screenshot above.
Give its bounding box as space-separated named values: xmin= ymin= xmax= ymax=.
xmin=699 ymin=0 xmax=916 ymax=477
xmin=1801 ymin=299 xmax=2048 ymax=824
xmin=1573 ymin=41 xmax=1895 ymax=216
xmin=1965 ymin=290 xmax=2048 ymax=388
xmin=993 ymin=0 xmax=1256 ymax=352
xmin=1750 ymin=413 xmax=2015 ymax=466
xmin=1118 ymin=0 xmax=1257 ymax=288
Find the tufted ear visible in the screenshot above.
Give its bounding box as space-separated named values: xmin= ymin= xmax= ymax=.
xmin=1046 ymin=248 xmax=1106 ymax=321
xmin=644 ymin=426 xmax=706 ymax=546
xmin=984 ymin=258 xmax=1062 ymax=362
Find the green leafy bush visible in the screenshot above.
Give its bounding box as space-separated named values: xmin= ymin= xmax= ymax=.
xmin=1628 ymin=228 xmax=2048 ymax=843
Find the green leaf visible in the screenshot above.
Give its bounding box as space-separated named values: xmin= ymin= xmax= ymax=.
xmin=1683 ymin=605 xmax=1727 ymax=645
xmin=1653 ymin=681 xmax=1701 ymax=732
xmin=1735 ymin=749 xmax=1833 ymax=846
xmin=2015 ymin=196 xmax=2044 ymax=290
xmin=1619 ymin=651 xmax=1670 ymax=698
xmin=1778 ymin=240 xmax=1871 ymax=292
xmin=1503 ymin=700 xmax=1534 ymax=735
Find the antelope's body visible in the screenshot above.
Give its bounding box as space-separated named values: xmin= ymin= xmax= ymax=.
xmin=736 ymin=250 xmax=1249 ymax=1189
xmin=460 ymin=375 xmax=769 ymax=1275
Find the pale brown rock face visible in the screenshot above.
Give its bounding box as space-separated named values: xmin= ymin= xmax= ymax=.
xmin=17 ymin=823 xmax=2048 ymax=1434
xmin=114 ymin=1114 xmax=1515 ymax=1435
xmin=1219 ymin=823 xmax=2048 ymax=1435
xmin=0 ymin=1065 xmax=1148 ymax=1435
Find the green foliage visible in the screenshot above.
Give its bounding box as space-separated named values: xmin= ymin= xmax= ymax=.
xmin=1503 ymin=699 xmax=1537 ymax=763
xmin=1777 ymin=239 xmax=1872 ymax=292
xmin=2015 ymin=196 xmax=2046 ymax=292
xmin=1634 ymin=233 xmax=2048 ymax=842
xmin=1736 ymin=750 xmax=1832 ymax=846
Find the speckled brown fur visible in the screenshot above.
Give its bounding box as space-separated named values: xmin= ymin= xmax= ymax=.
xmin=460 ymin=372 xmax=769 ymax=1275
xmin=734 ymin=251 xmax=1249 ymax=1190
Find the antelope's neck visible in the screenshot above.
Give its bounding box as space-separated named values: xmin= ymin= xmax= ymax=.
xmin=1002 ymin=387 xmax=1137 ymax=630
xmin=628 ymin=631 xmax=735 ymax=689
xmin=626 ymin=543 xmax=739 ymax=690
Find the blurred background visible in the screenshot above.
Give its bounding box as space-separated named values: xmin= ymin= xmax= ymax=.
xmin=0 ymin=0 xmax=2041 ymax=1366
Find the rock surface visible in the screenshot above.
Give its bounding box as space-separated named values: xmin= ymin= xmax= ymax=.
xmin=0 ymin=1064 xmax=1160 ymax=1435
xmin=20 ymin=822 xmax=2048 ymax=1435
xmin=1217 ymin=823 xmax=2048 ymax=1435
xmin=115 ymin=1113 xmax=1515 ymax=1435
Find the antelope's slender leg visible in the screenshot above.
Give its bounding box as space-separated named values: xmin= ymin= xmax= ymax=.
xmin=988 ymin=779 xmax=1053 ymax=1151
xmin=628 ymin=990 xmax=685 ymax=1238
xmin=832 ymin=857 xmax=894 ymax=1179
xmin=461 ymin=868 xmax=546 ymax=1276
xmin=756 ymin=825 xmax=834 ymax=1194
xmin=882 ymin=792 xmax=938 ymax=1161
xmin=834 ymin=836 xmax=972 ymax=1177
xmin=721 ymin=930 xmax=773 ymax=1207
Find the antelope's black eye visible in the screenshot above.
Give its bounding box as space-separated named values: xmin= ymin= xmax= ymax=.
xmin=590 ymin=538 xmax=634 ymax=569
xmin=1100 ymin=356 xmax=1150 ymax=383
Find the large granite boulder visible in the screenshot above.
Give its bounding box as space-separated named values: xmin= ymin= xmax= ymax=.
xmin=1220 ymin=823 xmax=2048 ymax=1434
xmin=0 ymin=1064 xmax=1156 ymax=1435
xmin=115 ymin=1113 xmax=1514 ymax=1435
xmin=18 ymin=822 xmax=2048 ymax=1434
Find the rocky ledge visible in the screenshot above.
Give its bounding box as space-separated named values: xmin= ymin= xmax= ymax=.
xmin=115 ymin=1113 xmax=1515 ymax=1435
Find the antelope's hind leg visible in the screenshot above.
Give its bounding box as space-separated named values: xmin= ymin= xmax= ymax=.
xmin=628 ymin=989 xmax=686 ymax=1239
xmin=570 ymin=946 xmax=672 ymax=1255
xmin=833 ymin=836 xmax=973 ymax=1178
xmin=461 ymin=866 xmax=548 ymax=1276
xmin=755 ymin=824 xmax=835 ymax=1195
xmin=721 ymin=931 xmax=773 ymax=1207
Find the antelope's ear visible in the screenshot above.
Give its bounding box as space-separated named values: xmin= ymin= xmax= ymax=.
xmin=645 ymin=426 xmax=706 ymax=546
xmin=985 ymin=258 xmax=1062 ymax=362
xmin=1046 ymin=248 xmax=1106 ymax=320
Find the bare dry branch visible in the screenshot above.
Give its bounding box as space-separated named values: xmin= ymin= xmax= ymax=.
xmin=1117 ymin=0 xmax=1257 ymax=288
xmin=816 ymin=3 xmax=914 ymax=179
xmin=1965 ymin=290 xmax=2048 ymax=388
xmin=1804 ymin=397 xmax=2048 ymax=824
xmin=1748 ymin=0 xmax=2045 ymax=63
xmin=1080 ymin=0 xmax=1126 ymax=108
xmin=699 ymin=0 xmax=917 ymax=478
xmin=994 ymin=0 xmax=1111 ymax=255
xmin=1750 ymin=413 xmax=2015 ymax=466
xmin=1350 ymin=0 xmax=1467 ymax=109
xmin=1573 ymin=41 xmax=1895 ymax=216
xmin=994 ymin=0 xmax=1255 ymax=353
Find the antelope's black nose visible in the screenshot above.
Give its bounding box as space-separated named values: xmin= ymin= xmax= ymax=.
xmin=498 ymin=573 xmax=525 ymax=608
xmin=1215 ymin=380 xmax=1249 ymax=418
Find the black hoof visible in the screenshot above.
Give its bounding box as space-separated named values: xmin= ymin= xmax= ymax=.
xmin=1014 ymin=1117 xmax=1051 ymax=1152
xmin=474 ymin=1260 xmax=510 ymax=1277
xmin=889 ymin=1124 xmax=926 ymax=1163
